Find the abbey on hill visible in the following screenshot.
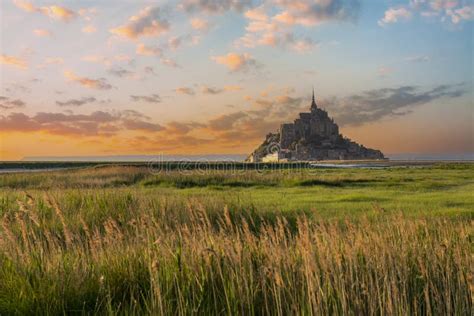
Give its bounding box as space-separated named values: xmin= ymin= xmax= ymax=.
xmin=246 ymin=90 xmax=385 ymax=162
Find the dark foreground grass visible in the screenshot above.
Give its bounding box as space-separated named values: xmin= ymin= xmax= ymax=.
xmin=0 ymin=164 xmax=472 ymax=314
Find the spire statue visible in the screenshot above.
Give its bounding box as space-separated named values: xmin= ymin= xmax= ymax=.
xmin=311 ymin=87 xmax=317 ymax=110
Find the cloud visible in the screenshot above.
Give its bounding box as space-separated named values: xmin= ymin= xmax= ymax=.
xmin=271 ymin=0 xmax=361 ymax=26
xmin=238 ymin=30 xmax=317 ymax=51
xmin=165 ymin=121 xmax=205 ymax=135
xmin=45 ymin=57 xmax=64 ymax=64
xmin=245 ymin=5 xmax=268 ymax=21
xmin=175 ymin=87 xmax=195 ymax=95
xmin=82 ymin=25 xmax=97 ymax=33
xmin=0 ymin=113 xmax=41 ymax=132
xmin=240 ymin=88 xmax=306 ymax=116
xmin=136 ymin=43 xmax=163 ymax=56
xmin=33 ymin=29 xmax=52 ymax=37
xmin=144 ymin=66 xmax=158 ymax=76
xmin=43 ymin=5 xmax=76 ymax=21
xmin=377 ymin=66 xmax=393 ymax=78
xmin=0 ymin=87 xmax=320 ymax=150
xmin=81 ymin=55 xmax=133 ymax=67
xmin=37 ymin=57 xmax=64 ymax=68
xmin=125 ymin=134 xmax=213 ymax=152
xmin=0 ymin=54 xmax=27 ymax=69
xmin=291 ymin=38 xmax=317 ymax=52
xmin=381 ymin=1 xmax=473 ymax=26
xmin=2 ymin=83 xmax=30 ymax=94
xmin=56 ymin=97 xmax=97 ymax=107
xmin=0 ymin=97 xmax=26 ymax=110
xmin=274 ymin=94 xmax=303 ymax=107
xmin=138 ymin=34 xmax=194 ymax=56
xmin=224 ymin=85 xmax=242 ymax=91
xmin=78 ymin=8 xmax=97 ymax=21
xmin=168 ymin=36 xmax=183 ymax=50
xmin=114 ymin=54 xmax=132 ymax=62
xmin=190 ymin=18 xmax=210 ymax=31
xmin=122 ymin=119 xmax=164 ymax=132
xmin=236 ymin=3 xmax=327 ymax=52
xmin=179 ymin=0 xmax=253 ymax=13
xmin=405 ymin=55 xmax=430 ymax=63
xmin=253 ymin=98 xmax=274 ymax=108
xmin=202 ymin=107 xmax=286 ymax=145
xmin=207 ymin=111 xmax=248 ymax=131
xmin=322 ymin=83 xmax=467 ymax=126
xmin=13 ymin=0 xmax=76 ymax=21
xmin=110 ymin=6 xmax=169 ymax=39
xmin=108 ymin=67 xmax=135 ymax=78
xmin=130 ymin=94 xmax=161 ymax=103
xmin=200 ymin=85 xmax=243 ymax=94
xmin=211 ymin=52 xmax=259 ymax=72
xmin=190 ymin=35 xmax=201 ymax=45
xmin=415 ymin=0 xmax=458 ymax=11
xmin=81 ymin=55 xmax=114 ymax=66
xmin=201 ymin=86 xmax=224 ymax=94
xmin=0 ymin=110 xmax=164 ymax=136
xmin=378 ymin=7 xmax=412 ymax=26
xmin=447 ymin=5 xmax=474 ymax=24
xmin=136 ymin=43 xmax=180 ymax=67
xmin=64 ymin=71 xmax=113 ymax=90
xmin=12 ymin=0 xmax=36 ymax=12
xmin=161 ymin=58 xmax=180 ymax=68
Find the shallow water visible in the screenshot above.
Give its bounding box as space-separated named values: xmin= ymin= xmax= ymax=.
xmin=0 ymin=168 xmax=72 ymax=174
xmin=310 ymin=163 xmax=392 ymax=169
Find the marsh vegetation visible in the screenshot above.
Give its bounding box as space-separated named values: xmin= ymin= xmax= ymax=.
xmin=0 ymin=164 xmax=472 ymax=314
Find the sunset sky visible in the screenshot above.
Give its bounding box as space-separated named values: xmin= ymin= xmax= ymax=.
xmin=1 ymin=0 xmax=473 ymax=160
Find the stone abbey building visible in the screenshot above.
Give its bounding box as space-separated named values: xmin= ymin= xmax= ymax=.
xmin=246 ymin=90 xmax=385 ymax=162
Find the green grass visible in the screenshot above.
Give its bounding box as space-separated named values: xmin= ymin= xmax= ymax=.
xmin=0 ymin=163 xmax=472 ymax=314
xmin=1 ymin=164 xmax=473 ymax=217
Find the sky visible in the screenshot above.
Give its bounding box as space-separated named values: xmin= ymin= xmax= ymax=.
xmin=0 ymin=0 xmax=473 ymax=160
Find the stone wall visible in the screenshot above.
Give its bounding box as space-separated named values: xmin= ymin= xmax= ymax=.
xmin=280 ymin=124 xmax=295 ymax=149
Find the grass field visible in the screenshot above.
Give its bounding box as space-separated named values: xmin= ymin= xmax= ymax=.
xmin=0 ymin=163 xmax=472 ymax=314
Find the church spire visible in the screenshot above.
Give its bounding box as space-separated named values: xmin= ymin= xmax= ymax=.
xmin=311 ymin=86 xmax=317 ymax=109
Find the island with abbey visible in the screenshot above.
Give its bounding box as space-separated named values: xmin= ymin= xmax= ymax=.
xmin=246 ymin=90 xmax=385 ymax=162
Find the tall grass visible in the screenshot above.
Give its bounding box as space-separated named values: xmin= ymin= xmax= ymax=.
xmin=0 ymin=194 xmax=471 ymax=315
xmin=1 ymin=163 xmax=472 ymax=191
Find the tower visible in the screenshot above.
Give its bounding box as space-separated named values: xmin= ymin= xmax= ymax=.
xmin=311 ymin=87 xmax=317 ymax=110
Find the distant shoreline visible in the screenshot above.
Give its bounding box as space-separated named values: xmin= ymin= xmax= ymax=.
xmin=0 ymin=160 xmax=472 ymax=174
xmin=12 ymin=152 xmax=473 ymax=162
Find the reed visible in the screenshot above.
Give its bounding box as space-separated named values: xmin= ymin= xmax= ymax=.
xmin=0 ymin=194 xmax=471 ymax=315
